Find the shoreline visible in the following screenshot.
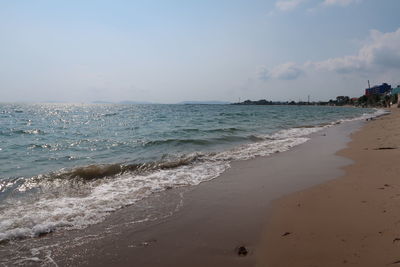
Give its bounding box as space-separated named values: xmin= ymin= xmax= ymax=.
xmin=0 ymin=110 xmax=381 ymax=266
xmin=42 ymin=117 xmax=365 ymax=266
xmin=0 ymin=106 xmax=378 ymax=243
xmin=259 ymin=108 xmax=398 ymax=266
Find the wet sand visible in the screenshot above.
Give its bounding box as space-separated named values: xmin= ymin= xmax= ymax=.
xmin=259 ymin=109 xmax=399 ymax=267
xmin=45 ymin=119 xmax=364 ymax=266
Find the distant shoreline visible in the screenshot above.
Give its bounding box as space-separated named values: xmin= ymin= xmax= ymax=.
xmin=232 ymin=99 xmax=359 ymax=107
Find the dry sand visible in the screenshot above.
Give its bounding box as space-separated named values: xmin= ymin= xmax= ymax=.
xmin=259 ymin=109 xmax=400 ymax=267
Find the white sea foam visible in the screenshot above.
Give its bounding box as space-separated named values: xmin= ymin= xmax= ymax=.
xmin=0 ymin=108 xmax=386 ymax=242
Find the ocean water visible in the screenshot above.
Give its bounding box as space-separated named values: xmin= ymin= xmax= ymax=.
xmin=0 ymin=103 xmax=380 ymax=242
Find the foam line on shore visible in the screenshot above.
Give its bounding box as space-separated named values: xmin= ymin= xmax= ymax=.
xmin=0 ymin=109 xmax=386 ymax=242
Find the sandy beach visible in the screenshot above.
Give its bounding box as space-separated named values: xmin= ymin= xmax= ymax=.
xmin=259 ymin=109 xmax=400 ymax=266
xmin=33 ymin=114 xmax=367 ymax=267
xmin=2 ymin=110 xmax=393 ymax=266
xmin=0 ymin=109 xmax=389 ymax=267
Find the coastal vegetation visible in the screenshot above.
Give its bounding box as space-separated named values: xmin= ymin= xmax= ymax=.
xmin=234 ymin=83 xmax=400 ymax=108
xmin=233 ymin=94 xmax=398 ymax=108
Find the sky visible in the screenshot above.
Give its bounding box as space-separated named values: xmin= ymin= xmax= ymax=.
xmin=0 ymin=0 xmax=399 ymax=103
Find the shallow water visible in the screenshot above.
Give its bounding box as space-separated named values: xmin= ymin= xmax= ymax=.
xmin=0 ymin=103 xmax=379 ymax=241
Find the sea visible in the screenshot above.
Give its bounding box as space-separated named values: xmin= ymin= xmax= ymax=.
xmin=0 ymin=103 xmax=381 ymax=244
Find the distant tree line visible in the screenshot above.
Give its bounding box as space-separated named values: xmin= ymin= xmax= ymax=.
xmin=356 ymin=94 xmax=397 ymax=108
xmin=232 ymin=99 xmax=317 ymax=105
xmin=330 ymin=94 xmax=397 ymax=108
xmin=233 ymin=94 xmax=398 ymax=108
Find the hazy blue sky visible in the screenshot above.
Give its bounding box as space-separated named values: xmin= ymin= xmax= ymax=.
xmin=1 ymin=0 xmax=399 ymax=103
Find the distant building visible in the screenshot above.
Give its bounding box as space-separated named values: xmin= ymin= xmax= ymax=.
xmin=365 ymin=83 xmax=391 ymax=96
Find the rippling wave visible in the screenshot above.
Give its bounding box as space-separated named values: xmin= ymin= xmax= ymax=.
xmin=0 ymin=103 xmax=384 ymax=242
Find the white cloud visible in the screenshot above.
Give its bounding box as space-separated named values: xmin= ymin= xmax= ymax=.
xmin=322 ymin=0 xmax=362 ymax=7
xmin=257 ymin=62 xmax=303 ymax=80
xmin=257 ymin=28 xmax=400 ymax=83
xmin=309 ymin=28 xmax=400 ymax=73
xmin=307 ymin=55 xmax=366 ymax=73
xmin=275 ymin=0 xmax=306 ymax=11
xmin=271 ymin=62 xmax=303 ymax=79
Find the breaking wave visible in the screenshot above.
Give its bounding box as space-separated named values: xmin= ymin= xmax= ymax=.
xmin=0 ymin=108 xmax=386 ymax=242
